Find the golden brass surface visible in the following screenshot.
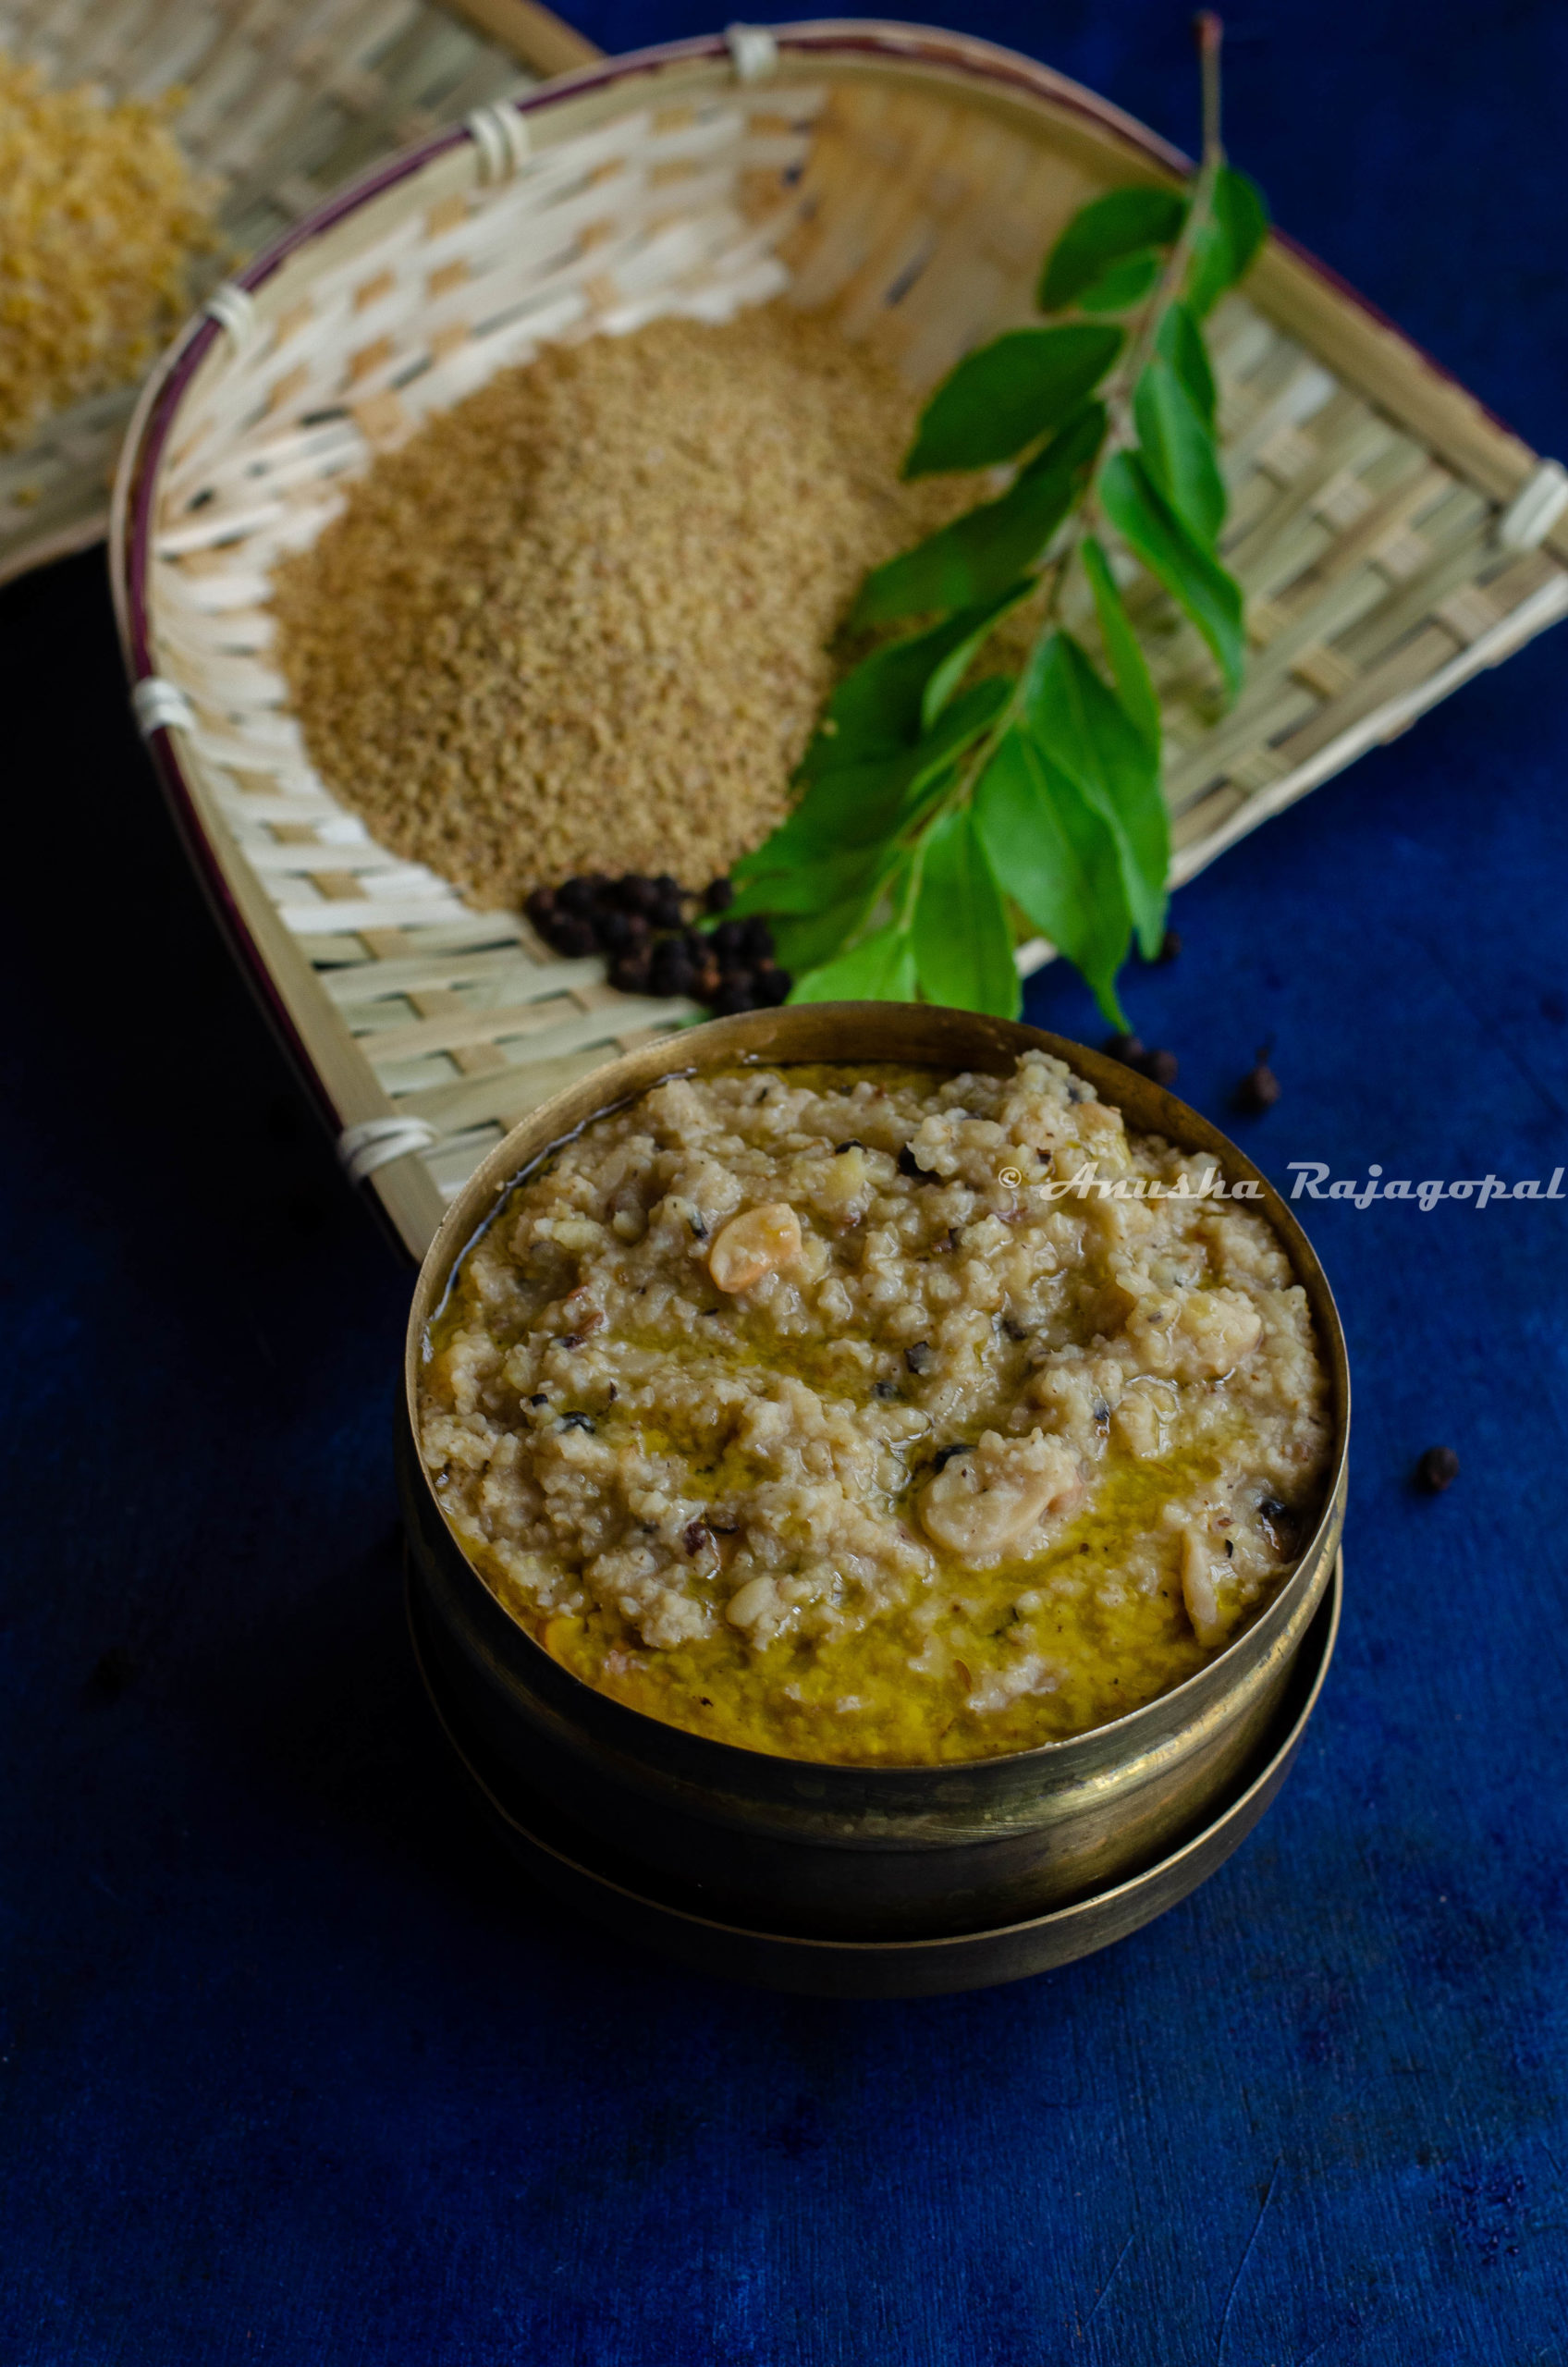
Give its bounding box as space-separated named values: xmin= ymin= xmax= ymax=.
xmin=399 ymin=1005 xmax=1350 ymax=1944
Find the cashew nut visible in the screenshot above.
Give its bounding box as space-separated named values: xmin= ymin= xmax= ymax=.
xmin=1112 ymin=1378 xmax=1179 ymax=1460
xmin=1180 ymin=1529 xmax=1229 ymax=1649
xmin=707 ymin=1201 xmax=802 ymax=1294
xmin=919 ymin=1435 xmax=1083 ymax=1564
xmin=725 ymin=1575 xmax=779 ymax=1631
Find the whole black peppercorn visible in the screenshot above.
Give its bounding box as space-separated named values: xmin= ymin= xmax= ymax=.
xmin=556 ymin=876 xmax=596 ymax=917
xmin=651 ymin=886 xmax=685 ymax=931
xmin=598 ymin=910 xmax=635 ymax=953
xmin=525 ymin=886 xmax=556 ymax=928
xmin=549 ymin=915 xmax=598 ymax=960
xmin=740 ymin=916 xmax=775 ymax=963
xmin=712 ymin=918 xmax=746 ymax=959
xmin=619 ymin=875 xmax=659 ymax=916
xmin=753 ymin=963 xmax=791 ymax=1006
xmin=1234 ymin=1044 xmax=1281 ymax=1114
xmin=649 ymin=941 xmax=693 ymax=997
xmin=609 ymin=950 xmax=652 ymax=996
xmin=704 ymin=877 xmax=736 ymax=913
xmin=1144 ymin=1048 xmax=1179 ymax=1086
xmin=712 ymin=981 xmax=756 ymax=1016
xmin=1104 ymin=1033 xmax=1146 ymax=1067
xmin=1417 ymin=1445 xmax=1461 ymax=1494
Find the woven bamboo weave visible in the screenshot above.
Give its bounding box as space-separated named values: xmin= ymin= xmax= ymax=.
xmin=0 ymin=0 xmax=594 ymax=584
xmin=114 ymin=22 xmax=1568 ymax=1262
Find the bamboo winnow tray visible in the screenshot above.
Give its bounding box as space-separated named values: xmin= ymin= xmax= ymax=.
xmin=110 ymin=18 xmax=1568 ymax=1263
xmin=0 ymin=0 xmax=594 ymax=585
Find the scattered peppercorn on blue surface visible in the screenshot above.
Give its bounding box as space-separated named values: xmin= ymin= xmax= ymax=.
xmin=3 ymin=5 xmax=1567 ymax=2361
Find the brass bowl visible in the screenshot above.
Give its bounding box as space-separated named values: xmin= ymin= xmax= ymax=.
xmin=398 ymin=1004 xmax=1350 ymax=1945
xmin=408 ymin=1550 xmax=1341 ymax=1995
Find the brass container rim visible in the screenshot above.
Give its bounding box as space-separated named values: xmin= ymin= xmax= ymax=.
xmin=403 ymin=1003 xmax=1351 ymax=1779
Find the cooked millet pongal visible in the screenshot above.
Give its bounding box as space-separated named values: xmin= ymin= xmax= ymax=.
xmin=419 ymin=1054 xmax=1331 ymax=1764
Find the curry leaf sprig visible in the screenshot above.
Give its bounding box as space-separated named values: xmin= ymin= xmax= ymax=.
xmin=729 ymin=17 xmax=1266 ymax=1026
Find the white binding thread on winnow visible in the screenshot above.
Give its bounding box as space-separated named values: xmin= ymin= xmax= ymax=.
xmin=203 ymin=284 xmax=258 ymax=351
xmin=466 ymin=104 xmax=531 ymax=188
xmin=337 ymin=1116 xmax=439 ymax=1184
xmin=726 ymin=24 xmax=779 ymax=81
xmin=131 ymin=676 xmax=196 ymax=737
xmin=1498 ymin=459 xmax=1568 ymax=552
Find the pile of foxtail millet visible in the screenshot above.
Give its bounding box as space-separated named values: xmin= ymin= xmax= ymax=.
xmin=273 ymin=307 xmax=957 ymax=910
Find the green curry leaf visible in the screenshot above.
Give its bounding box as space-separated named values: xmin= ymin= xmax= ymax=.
xmin=1075 ymin=250 xmax=1163 ymax=314
xmin=1025 ymin=632 xmax=1169 ymax=961
xmin=788 ymin=914 xmax=920 ymax=1005
xmin=1038 ymin=186 xmax=1187 ymax=313
xmin=735 ymin=681 xmax=1009 ymax=912
xmin=1158 ymin=300 xmax=1217 ymax=427
xmin=1098 ymin=449 xmax=1245 ymax=695
xmin=795 ymin=585 xmax=1030 ymax=787
xmin=911 ymin=807 xmax=1021 ymax=1018
xmin=1080 ymin=536 xmax=1160 ymax=755
xmin=1133 ymin=354 xmax=1227 ymax=545
xmin=853 ymin=402 xmax=1106 ymax=625
xmin=902 ymin=325 xmax=1121 ymax=477
xmin=1184 ymin=165 xmax=1268 ymax=318
xmin=973 ymin=729 xmax=1132 ymax=1028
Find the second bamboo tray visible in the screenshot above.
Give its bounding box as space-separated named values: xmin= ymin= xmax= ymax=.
xmin=0 ymin=0 xmax=595 ymax=585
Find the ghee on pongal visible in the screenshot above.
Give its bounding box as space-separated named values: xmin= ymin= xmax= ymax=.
xmin=418 ymin=1053 xmax=1330 ymax=1764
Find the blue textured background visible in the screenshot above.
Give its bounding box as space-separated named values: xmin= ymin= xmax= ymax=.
xmin=4 ymin=5 xmax=1567 ymax=2360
